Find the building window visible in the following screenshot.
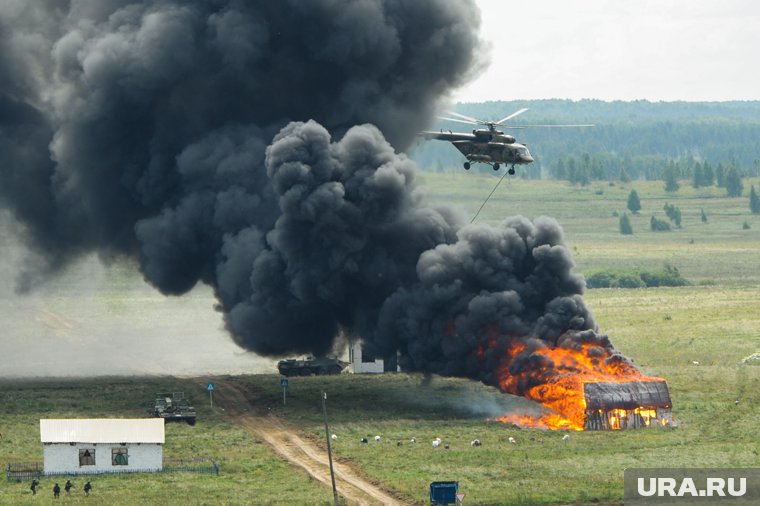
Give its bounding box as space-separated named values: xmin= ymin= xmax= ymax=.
xmin=361 ymin=349 xmax=376 ymax=363
xmin=79 ymin=449 xmax=95 ymax=466
xmin=111 ymin=447 xmax=129 ymax=466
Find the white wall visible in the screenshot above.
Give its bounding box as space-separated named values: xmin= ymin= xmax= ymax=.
xmin=43 ymin=443 xmax=163 ymax=474
xmin=348 ymin=342 xmax=385 ymax=374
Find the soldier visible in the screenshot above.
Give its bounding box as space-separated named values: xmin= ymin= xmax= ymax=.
xmin=65 ymin=480 xmax=73 ymax=494
xmin=53 ymin=482 xmax=61 ymax=499
xmin=30 ymin=479 xmax=39 ymax=495
xmin=84 ymin=480 xmax=92 ymax=497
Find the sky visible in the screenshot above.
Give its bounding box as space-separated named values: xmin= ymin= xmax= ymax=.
xmin=454 ymin=0 xmax=760 ymax=103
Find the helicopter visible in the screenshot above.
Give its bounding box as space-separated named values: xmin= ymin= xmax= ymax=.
xmin=419 ymin=108 xmax=593 ymax=174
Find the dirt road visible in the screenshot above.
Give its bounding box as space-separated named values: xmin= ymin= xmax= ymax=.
xmin=207 ymin=378 xmax=403 ymax=506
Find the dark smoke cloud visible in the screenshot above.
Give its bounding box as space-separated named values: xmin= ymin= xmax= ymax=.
xmin=1 ymin=0 xmax=481 ymax=286
xmin=371 ymin=216 xmax=597 ymax=385
xmin=1 ymin=0 xmax=604 ymax=389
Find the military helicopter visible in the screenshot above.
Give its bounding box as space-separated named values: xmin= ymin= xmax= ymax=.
xmin=420 ymin=108 xmax=592 ymax=174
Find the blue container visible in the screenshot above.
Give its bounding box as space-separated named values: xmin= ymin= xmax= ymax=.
xmin=429 ymin=481 xmax=459 ymax=505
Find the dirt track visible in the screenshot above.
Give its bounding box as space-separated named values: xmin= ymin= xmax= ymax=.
xmin=207 ymin=378 xmax=402 ymax=506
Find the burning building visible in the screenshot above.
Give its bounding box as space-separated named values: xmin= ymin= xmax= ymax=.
xmin=494 ymin=333 xmax=672 ymax=431
xmin=583 ymin=380 xmax=672 ymax=430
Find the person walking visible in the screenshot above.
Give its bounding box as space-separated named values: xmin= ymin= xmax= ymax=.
xmin=65 ymin=479 xmax=73 ymax=494
xmin=30 ymin=479 xmax=39 ymax=495
xmin=53 ymin=482 xmax=61 ymax=499
xmin=84 ymin=480 xmax=92 ymax=497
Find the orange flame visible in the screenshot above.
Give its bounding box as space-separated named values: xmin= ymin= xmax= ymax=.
xmin=494 ymin=340 xmax=664 ymax=430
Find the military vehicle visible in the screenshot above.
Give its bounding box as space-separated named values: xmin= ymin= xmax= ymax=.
xmin=152 ymin=392 xmax=197 ymax=425
xmin=277 ymin=356 xmax=347 ymax=376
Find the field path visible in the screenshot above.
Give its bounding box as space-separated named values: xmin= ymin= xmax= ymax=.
xmin=204 ymin=377 xmax=403 ymax=506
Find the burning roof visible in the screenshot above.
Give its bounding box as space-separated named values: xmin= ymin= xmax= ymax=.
xmin=583 ymin=380 xmax=671 ymax=411
xmin=583 ymin=380 xmax=672 ymax=430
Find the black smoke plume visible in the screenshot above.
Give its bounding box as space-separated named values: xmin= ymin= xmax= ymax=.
xmin=1 ymin=1 xmax=607 ymax=386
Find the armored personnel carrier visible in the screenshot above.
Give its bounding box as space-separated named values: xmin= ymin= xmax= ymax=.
xmin=152 ymin=392 xmax=197 ymax=425
xmin=277 ymin=356 xmax=347 ymax=377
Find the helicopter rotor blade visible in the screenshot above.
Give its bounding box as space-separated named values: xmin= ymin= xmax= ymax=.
xmin=437 ymin=116 xmax=480 ymax=126
xmin=495 ymin=108 xmax=529 ymax=125
xmin=444 ymin=110 xmax=483 ymax=124
xmin=505 ymin=124 xmax=595 ymax=128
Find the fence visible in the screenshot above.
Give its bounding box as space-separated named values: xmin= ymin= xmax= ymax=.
xmin=6 ymin=458 xmax=219 ymax=482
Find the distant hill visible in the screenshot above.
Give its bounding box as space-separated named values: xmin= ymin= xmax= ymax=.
xmin=410 ymin=100 xmax=760 ymax=180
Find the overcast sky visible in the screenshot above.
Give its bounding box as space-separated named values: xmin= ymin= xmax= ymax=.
xmin=454 ymin=0 xmax=760 ymax=103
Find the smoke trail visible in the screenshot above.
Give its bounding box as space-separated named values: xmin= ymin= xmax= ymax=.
xmin=1 ymin=1 xmax=611 ymax=389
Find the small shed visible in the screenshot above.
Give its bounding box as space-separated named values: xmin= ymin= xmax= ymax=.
xmin=583 ymin=380 xmax=672 ymax=430
xmin=40 ymin=418 xmax=164 ymax=475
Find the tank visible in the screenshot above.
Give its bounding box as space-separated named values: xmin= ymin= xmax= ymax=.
xmin=152 ymin=392 xmax=197 ymax=425
xmin=277 ymin=356 xmax=347 ymax=377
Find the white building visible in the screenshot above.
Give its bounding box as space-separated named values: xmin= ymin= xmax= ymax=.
xmin=40 ymin=419 xmax=164 ymax=475
xmin=347 ymin=342 xmax=399 ymax=374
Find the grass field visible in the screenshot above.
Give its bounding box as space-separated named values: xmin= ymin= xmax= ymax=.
xmin=2 ymin=174 xmax=760 ymax=505
xmin=419 ymin=174 xmax=760 ymax=285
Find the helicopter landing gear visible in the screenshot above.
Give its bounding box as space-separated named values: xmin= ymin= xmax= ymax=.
xmin=463 ymin=162 xmax=471 ymax=170
xmin=492 ymin=163 xmax=500 ymax=171
xmin=508 ymin=165 xmax=516 ymax=175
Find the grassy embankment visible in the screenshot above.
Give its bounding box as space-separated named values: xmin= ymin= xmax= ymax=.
xmin=2 ymin=174 xmax=760 ymax=505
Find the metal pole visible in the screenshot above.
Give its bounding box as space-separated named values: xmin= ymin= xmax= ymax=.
xmin=322 ymin=391 xmax=338 ymax=506
xmin=283 ymin=386 xmax=287 ymax=406
xmin=209 ymin=390 xmax=213 ymax=409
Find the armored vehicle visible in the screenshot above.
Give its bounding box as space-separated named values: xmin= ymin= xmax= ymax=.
xmin=152 ymin=392 xmax=197 ymax=425
xmin=277 ymin=356 xmax=347 ymax=376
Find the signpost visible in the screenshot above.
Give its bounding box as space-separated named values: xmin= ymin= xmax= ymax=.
xmin=206 ymin=382 xmax=215 ymax=409
xmin=322 ymin=391 xmax=338 ymax=506
xmin=457 ymin=491 xmax=466 ymax=504
xmin=280 ymin=377 xmax=288 ymax=406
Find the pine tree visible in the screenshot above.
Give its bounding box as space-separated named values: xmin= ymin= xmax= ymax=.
xmin=627 ymin=190 xmax=642 ymax=214
xmin=663 ymin=163 xmax=679 ymax=192
xmin=619 ymin=166 xmax=631 ymax=183
xmin=701 ymin=208 xmax=708 ymax=223
xmin=725 ymin=167 xmax=743 ymax=197
xmin=650 ymin=216 xmax=671 ymax=231
xmin=664 ymin=203 xmax=682 ymax=227
xmin=702 ymin=163 xmax=715 ymax=186
xmin=692 ymin=162 xmax=704 ymax=188
xmin=750 ymin=185 xmax=760 ymax=214
xmin=566 ymin=157 xmax=577 ymax=183
xmin=590 ymin=157 xmax=605 ymax=180
xmin=716 ymin=163 xmax=726 ymax=187
xmin=619 ymin=213 xmax=633 ymax=235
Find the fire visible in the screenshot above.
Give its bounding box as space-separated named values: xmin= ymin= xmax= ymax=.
xmin=498 ymin=412 xmax=580 ymax=431
xmin=492 ymin=338 xmax=665 ymax=431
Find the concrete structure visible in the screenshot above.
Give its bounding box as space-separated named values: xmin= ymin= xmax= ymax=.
xmin=40 ymin=419 xmax=164 ymax=475
xmin=347 ymin=342 xmax=399 ymax=374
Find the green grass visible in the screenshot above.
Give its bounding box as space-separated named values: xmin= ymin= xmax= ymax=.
xmin=0 ymin=378 xmax=334 ymax=506
xmin=3 ymin=175 xmax=760 ymax=504
xmin=418 ymin=174 xmax=760 ymax=285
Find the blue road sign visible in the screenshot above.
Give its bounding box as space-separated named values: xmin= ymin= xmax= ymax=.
xmin=206 ymin=383 xmax=215 ymax=391
xmin=280 ymin=378 xmax=289 ymax=388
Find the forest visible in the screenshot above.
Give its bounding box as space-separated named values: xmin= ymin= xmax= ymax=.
xmin=410 ymin=99 xmax=760 ymax=182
